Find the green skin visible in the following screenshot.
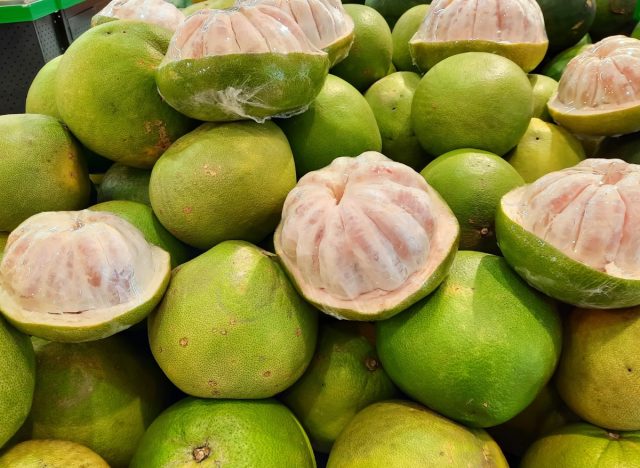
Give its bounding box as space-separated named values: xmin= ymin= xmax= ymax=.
xmin=590 ymin=0 xmax=637 ymax=40
xmin=391 ymin=4 xmax=430 ymax=73
xmin=521 ymin=423 xmax=640 ymax=467
xmin=97 ymin=163 xmax=151 ymax=206
xmin=131 ymin=398 xmax=316 ymax=467
xmin=25 ymin=55 xmax=62 ymax=119
xmin=364 ymin=0 xmax=429 ymax=27
xmin=18 ymin=336 xmax=173 ymax=467
xmin=548 ymin=98 xmax=640 ymax=137
xmin=327 ymin=400 xmax=509 ymax=468
xmin=534 ymin=0 xmax=596 ymax=53
xmin=0 ymin=317 xmax=35 ymax=449
xmin=0 ymin=440 xmax=109 ymax=467
xmin=596 ymin=132 xmax=640 ymax=164
xmin=376 ymin=251 xmax=562 ymax=428
xmin=0 ymin=233 xmax=7 ymax=261
xmin=90 ymin=200 xmax=195 ymax=268
xmin=0 ymin=114 xmax=91 ymax=232
xmin=148 ymin=240 xmax=319 ymax=399
xmin=496 ymin=196 xmax=640 ymax=308
xmin=156 ymin=53 xmax=329 ymax=122
xmin=281 ymin=322 xmax=397 ymax=453
xmin=56 ymin=21 xmax=195 ymax=169
xmin=528 ymin=74 xmax=558 ymax=122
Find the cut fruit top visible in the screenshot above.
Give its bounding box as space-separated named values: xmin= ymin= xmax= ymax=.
xmin=274 ymin=151 xmax=459 ymax=320
xmin=92 ymin=0 xmax=185 ymax=31
xmin=502 ymin=159 xmax=640 ymax=279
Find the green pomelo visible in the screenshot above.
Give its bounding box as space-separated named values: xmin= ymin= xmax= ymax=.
xmin=391 ymin=5 xmax=429 ymax=72
xmin=364 ymin=0 xmax=428 ymax=27
xmin=326 ymin=400 xmax=509 ymax=468
xmin=590 ymin=0 xmax=637 ymax=39
xmin=0 ymin=233 xmax=7 ymax=261
xmin=521 ymin=423 xmax=640 ymax=468
xmin=97 ymin=163 xmax=151 ymax=206
xmin=277 ymin=75 xmax=381 ymax=177
xmin=534 ymin=0 xmax=596 ymax=53
xmin=540 ymin=35 xmax=591 ymax=82
xmin=364 ymin=71 xmax=428 ymax=170
xmin=377 ymin=251 xmax=562 ymax=428
xmin=149 ymin=121 xmax=296 ymax=250
xmin=596 ymin=132 xmax=640 ymax=164
xmin=25 ymin=55 xmax=62 ymax=120
xmin=528 ymin=74 xmax=558 ymax=122
xmin=420 ymin=149 xmax=525 ymax=253
xmin=506 ymin=118 xmax=586 ymax=183
xmin=131 ymin=398 xmax=315 ymax=467
xmin=331 ymin=4 xmax=393 ymax=91
xmin=181 ymin=0 xmax=234 ymax=15
xmin=281 ymin=322 xmax=397 ymax=453
xmin=90 ymin=200 xmax=194 ymax=268
xmin=0 ymin=114 xmax=91 ymax=231
xmin=148 ymin=240 xmax=318 ymax=399
xmin=411 ymin=52 xmax=533 ymax=157
xmin=0 ymin=440 xmax=109 ymax=467
xmin=556 ymin=307 xmax=640 ymax=431
xmin=18 ymin=335 xmax=174 ymax=468
xmin=0 ymin=316 xmax=35 ymax=448
xmin=56 ymin=21 xmax=194 ymax=169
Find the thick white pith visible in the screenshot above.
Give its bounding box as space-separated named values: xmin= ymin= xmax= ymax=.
xmin=94 ymin=0 xmax=185 ymax=31
xmin=502 ymin=159 xmax=640 ymax=280
xmin=275 ymin=152 xmax=459 ymax=316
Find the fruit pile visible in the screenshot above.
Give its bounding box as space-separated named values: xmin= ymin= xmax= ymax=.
xmin=2 ymin=0 xmax=640 ymax=466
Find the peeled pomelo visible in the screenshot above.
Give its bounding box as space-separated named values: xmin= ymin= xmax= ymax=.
xmin=156 ymin=5 xmax=329 ymax=122
xmin=97 ymin=163 xmax=151 ymax=206
xmin=0 ymin=114 xmax=91 ymax=232
xmin=409 ymin=0 xmax=548 ymax=73
xmin=274 ymin=151 xmax=459 ymax=321
xmin=496 ymin=158 xmax=640 ymax=308
xmin=56 ymin=21 xmax=194 ymax=169
xmin=326 ymin=400 xmax=509 ymax=467
xmin=148 ymin=240 xmax=318 ymax=399
xmin=521 ymin=423 xmax=640 ymax=468
xmin=0 ymin=440 xmax=109 ymax=467
xmin=0 ymin=316 xmax=35 ymax=448
xmin=149 ymin=121 xmax=296 ymax=250
xmin=91 ymin=0 xmax=185 ymax=31
xmin=421 ymin=149 xmax=525 ymax=253
xmin=19 ymin=335 xmax=174 ymax=467
xmin=377 ymin=251 xmax=561 ymax=428
xmin=391 ymin=4 xmax=429 ymax=72
xmin=0 ymin=210 xmax=170 ymax=342
xmin=261 ymin=0 xmax=354 ymax=66
xmin=281 ymin=322 xmax=397 ymax=452
xmin=548 ymin=35 xmax=640 ymax=136
xmin=131 ymin=398 xmax=314 ymax=467
xmin=556 ymin=306 xmax=640 ymax=431
xmin=90 ymin=200 xmax=193 ymax=268
xmin=529 ymin=74 xmax=559 ymax=122
xmin=506 ymin=118 xmax=586 ymax=183
xmin=25 ymin=56 xmax=62 ymax=119
xmin=277 ymin=74 xmax=382 ymax=177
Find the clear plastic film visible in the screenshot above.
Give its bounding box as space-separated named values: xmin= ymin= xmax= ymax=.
xmin=92 ymin=0 xmax=186 ymax=32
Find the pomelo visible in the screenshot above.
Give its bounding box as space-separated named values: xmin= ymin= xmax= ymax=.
xmin=131 ymin=398 xmax=315 ymax=467
xmin=149 ymin=121 xmax=296 ymax=250
xmin=277 ymin=74 xmax=381 ymax=177
xmin=281 ymin=322 xmax=397 ymax=452
xmin=0 ymin=316 xmax=35 ymax=448
xmin=0 ymin=114 xmax=91 ymax=232
xmin=506 ymin=118 xmax=586 ymax=183
xmin=596 ymin=132 xmax=640 ymax=164
xmin=148 ymin=240 xmax=318 ymax=399
xmin=590 ymin=0 xmax=637 ymax=40
xmin=391 ymin=4 xmax=429 ymax=72
xmin=534 ymin=0 xmax=596 ymax=53
xmin=91 ymin=0 xmax=185 ymax=31
xmin=97 ymin=163 xmax=151 ymax=206
xmin=409 ymin=0 xmax=548 ymax=73
xmin=364 ymin=71 xmax=428 ymax=170
xmin=496 ymin=159 xmax=640 ymax=308
xmin=56 ymin=21 xmax=194 ymax=169
xmin=528 ymin=74 xmax=558 ymax=122
xmin=411 ymin=52 xmax=533 ymax=157
xmin=18 ymin=335 xmax=173 ymax=467
xmin=25 ymin=55 xmax=62 ymax=119
xmin=274 ymin=152 xmax=460 ymax=321
xmin=521 ymin=423 xmax=640 ymax=467
xmin=377 ymin=251 xmax=562 ymax=428
xmin=326 ymin=400 xmax=509 ymax=467
xmin=0 ymin=440 xmax=109 ymax=467
xmin=331 ymin=4 xmax=393 ymax=91
xmin=90 ymin=200 xmax=193 ymax=268
xmin=556 ymin=306 xmax=640 ymax=431
xmin=548 ymin=35 xmax=640 ymax=136
xmin=421 ymin=149 xmax=525 ymax=253
xmin=0 ymin=210 xmax=170 ymax=342
xmin=156 ymin=5 xmax=329 ymax=122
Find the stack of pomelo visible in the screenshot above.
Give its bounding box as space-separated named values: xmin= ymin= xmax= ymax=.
xmin=3 ymin=0 xmax=640 ymax=466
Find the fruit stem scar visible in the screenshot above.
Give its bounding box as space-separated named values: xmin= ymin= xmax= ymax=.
xmin=193 ymin=445 xmax=211 ymax=462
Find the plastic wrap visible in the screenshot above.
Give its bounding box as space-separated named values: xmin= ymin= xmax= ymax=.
xmin=92 ymin=0 xmax=185 ymax=32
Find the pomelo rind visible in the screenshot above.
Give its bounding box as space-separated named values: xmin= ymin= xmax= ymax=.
xmin=548 ymin=95 xmax=640 ymax=136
